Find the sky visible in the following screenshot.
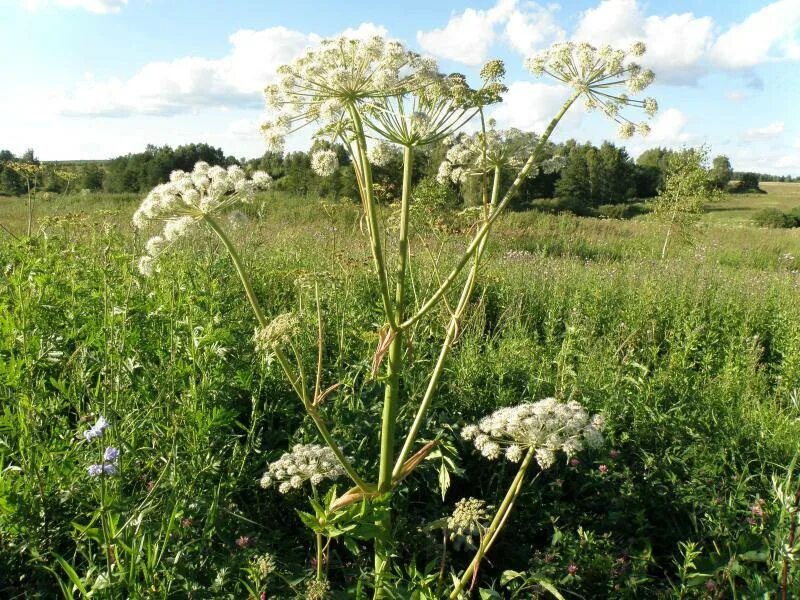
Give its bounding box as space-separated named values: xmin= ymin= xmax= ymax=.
xmin=1 ymin=0 xmax=799 ymax=174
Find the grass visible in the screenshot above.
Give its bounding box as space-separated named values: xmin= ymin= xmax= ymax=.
xmin=702 ymin=181 xmax=800 ymax=225
xmin=2 ymin=189 xmax=800 ymax=598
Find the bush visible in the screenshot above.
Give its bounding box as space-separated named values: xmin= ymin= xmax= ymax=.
xmin=596 ymin=203 xmax=648 ymax=220
xmin=411 ymin=176 xmax=459 ymax=212
xmin=753 ymin=208 xmax=794 ymax=228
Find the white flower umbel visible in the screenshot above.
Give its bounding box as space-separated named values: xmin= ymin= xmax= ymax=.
xmin=253 ymin=312 xmax=300 ymax=360
xmin=462 ymin=397 xmax=604 ymax=469
xmin=526 ymin=41 xmax=657 ymax=138
xmin=261 ymin=36 xmax=437 ymax=151
xmin=259 ymin=443 xmax=345 ymax=494
xmin=447 ymin=497 xmax=489 ymax=545
xmin=437 ymin=123 xmax=565 ymax=185
xmin=132 ymin=161 xmax=272 ymax=276
xmin=311 ymin=149 xmax=339 ymax=177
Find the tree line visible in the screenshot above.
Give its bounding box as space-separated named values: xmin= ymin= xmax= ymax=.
xmin=1 ymin=141 xmax=795 ymax=212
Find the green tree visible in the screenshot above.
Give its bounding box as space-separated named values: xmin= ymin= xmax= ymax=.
xmin=653 ymin=146 xmax=722 ymax=259
xmin=554 ymin=143 xmax=591 ymax=212
xmin=80 ymin=164 xmax=105 ymax=191
xmin=710 ymin=155 xmax=733 ymax=189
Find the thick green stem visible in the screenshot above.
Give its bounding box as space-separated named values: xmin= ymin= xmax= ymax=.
xmin=348 ymin=105 xmax=397 ymax=329
xmin=403 ymin=92 xmax=579 ymax=330
xmin=204 ymin=214 xmax=370 ymax=492
xmin=449 ymin=448 xmax=536 ymax=599
xmin=374 ymin=146 xmax=414 ymax=598
xmin=316 ymin=532 xmax=324 ymax=580
xmin=393 ymin=166 xmax=500 ymax=476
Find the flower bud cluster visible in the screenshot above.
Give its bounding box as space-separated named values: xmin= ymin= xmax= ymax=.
xmin=462 ymin=397 xmax=604 ymax=469
xmin=133 ymin=161 xmax=272 ymax=276
xmin=253 ymin=312 xmax=300 ymax=359
xmin=252 ymin=553 xmax=276 ymax=578
xmin=447 ymin=497 xmax=488 ymax=541
xmin=259 ymin=444 xmax=345 ymax=494
xmin=82 ymin=415 xmax=120 ymax=477
xmin=526 ymin=41 xmax=657 ymax=138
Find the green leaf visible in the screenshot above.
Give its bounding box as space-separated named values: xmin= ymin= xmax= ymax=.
xmin=535 ymin=579 xmax=566 ymax=600
xmin=438 ymin=462 xmax=451 ymax=502
xmin=53 ymin=553 xmax=90 ymax=598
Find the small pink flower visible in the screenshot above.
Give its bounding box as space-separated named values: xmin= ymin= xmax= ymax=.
xmin=569 ymin=458 xmax=580 ymax=468
xmin=705 ymin=579 xmax=717 ymax=591
xmin=181 ymin=518 xmax=193 ymax=528
xmin=567 ymin=563 xmax=578 ymax=576
xmin=236 ymin=535 xmax=251 ymax=548
xmin=598 ymin=464 xmax=609 ymax=474
xmin=609 ymin=449 xmax=620 ymax=459
xmin=750 ymin=499 xmax=765 ymax=518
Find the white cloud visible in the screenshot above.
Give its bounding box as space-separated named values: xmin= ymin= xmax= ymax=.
xmin=572 ymin=0 xmax=713 ymax=84
xmin=742 ymin=121 xmax=785 ymax=141
xmin=711 ymin=0 xmax=800 ymax=68
xmin=22 ymin=0 xmax=127 ymax=14
xmin=725 ymin=90 xmax=749 ymax=103
xmin=416 ymin=0 xmax=514 ymax=65
xmin=53 ymin=26 xmax=321 ymax=116
xmin=416 ymin=0 xmax=562 ymax=65
xmin=503 ymin=3 xmax=565 ymax=56
xmin=646 ymin=108 xmax=691 ymax=144
xmin=490 ymin=80 xmax=579 ymax=132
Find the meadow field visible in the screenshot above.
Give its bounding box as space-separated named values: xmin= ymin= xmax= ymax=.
xmin=2 ymin=185 xmax=800 ymax=598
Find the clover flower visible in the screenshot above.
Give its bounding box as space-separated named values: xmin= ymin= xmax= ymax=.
xmin=447 ymin=498 xmax=489 ymax=543
xmin=83 ymin=415 xmax=109 ymax=442
xmin=253 ymin=312 xmax=300 ymax=359
xmin=310 ymin=149 xmax=339 ymax=177
xmin=462 ymin=398 xmax=604 ymax=469
xmin=259 ymin=444 xmax=345 ymax=494
xmin=437 ymin=124 xmax=565 ymax=184
xmin=526 ymin=41 xmax=657 ymax=138
xmin=132 ymin=161 xmax=272 ymax=276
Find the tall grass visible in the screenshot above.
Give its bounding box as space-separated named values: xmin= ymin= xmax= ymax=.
xmin=2 ymin=191 xmax=800 ymax=597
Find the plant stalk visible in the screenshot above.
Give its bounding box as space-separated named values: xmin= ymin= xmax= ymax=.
xmin=450 ymin=448 xmax=536 ymax=599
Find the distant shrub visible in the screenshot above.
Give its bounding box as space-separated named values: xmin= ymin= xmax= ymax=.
xmin=411 ymin=176 xmax=458 ymax=212
xmin=596 ymin=203 xmax=648 ymax=220
xmin=785 ymin=206 xmax=800 ymax=227
xmin=753 ymin=208 xmax=794 ymax=228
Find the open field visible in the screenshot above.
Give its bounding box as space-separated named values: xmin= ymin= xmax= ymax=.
xmin=3 ymin=190 xmax=800 ymax=597
xmin=702 ymin=182 xmax=800 ymax=225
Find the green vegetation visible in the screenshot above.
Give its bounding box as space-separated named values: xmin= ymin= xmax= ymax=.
xmin=2 ymin=185 xmax=800 ymax=597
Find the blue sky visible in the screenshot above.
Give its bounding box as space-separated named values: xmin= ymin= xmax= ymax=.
xmin=2 ymin=0 xmax=798 ymax=174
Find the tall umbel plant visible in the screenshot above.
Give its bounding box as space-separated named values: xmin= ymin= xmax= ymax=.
xmin=133 ymin=37 xmax=658 ymax=597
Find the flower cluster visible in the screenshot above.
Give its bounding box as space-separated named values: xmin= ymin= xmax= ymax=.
xmin=447 ymin=497 xmax=489 ymax=542
xmin=253 ymin=312 xmax=300 ymax=359
xmin=83 ymin=415 xmax=109 ymax=441
xmin=367 ymin=140 xmax=401 ymax=167
xmin=259 ymin=444 xmax=344 ymax=494
xmin=462 ymin=397 xmax=604 ymax=469
xmin=261 ymin=36 xmax=438 ymax=151
xmin=83 ymin=415 xmax=120 ymax=476
xmin=437 ymin=125 xmax=564 ymax=184
xmin=310 ymin=149 xmax=339 ymax=177
xmin=305 ymin=579 xmax=330 ymax=600
xmin=88 ymin=446 xmax=120 ymax=476
xmin=132 ymin=161 xmax=272 ymax=276
xmin=253 ymin=553 xmax=277 ymax=578
xmin=526 ymin=41 xmax=657 ymax=138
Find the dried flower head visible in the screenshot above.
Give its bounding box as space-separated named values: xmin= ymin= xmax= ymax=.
xmin=259 ymin=444 xmax=345 ymax=493
xmin=462 ymin=397 xmax=604 ymax=469
xmin=526 ymin=41 xmax=657 ymax=137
